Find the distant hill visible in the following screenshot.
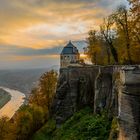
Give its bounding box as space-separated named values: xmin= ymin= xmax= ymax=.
xmin=0 ymin=65 xmax=59 ymax=95
xmin=0 ymin=88 xmax=11 ymax=109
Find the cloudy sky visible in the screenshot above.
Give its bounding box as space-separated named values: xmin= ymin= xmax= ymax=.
xmin=0 ymin=0 xmax=128 ymax=69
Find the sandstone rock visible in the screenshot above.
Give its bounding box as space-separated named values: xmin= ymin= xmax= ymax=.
xmin=118 ymin=66 xmax=140 ymax=140
xmin=51 ymin=65 xmax=140 ymax=140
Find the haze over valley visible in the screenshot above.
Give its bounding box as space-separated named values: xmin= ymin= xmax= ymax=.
xmin=0 ymin=65 xmax=59 ymax=95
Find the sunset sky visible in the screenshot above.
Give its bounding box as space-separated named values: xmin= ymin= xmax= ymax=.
xmin=0 ymin=0 xmax=128 ymax=69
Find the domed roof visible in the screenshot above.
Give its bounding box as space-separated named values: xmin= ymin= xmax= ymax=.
xmin=61 ymin=41 xmax=79 ymax=55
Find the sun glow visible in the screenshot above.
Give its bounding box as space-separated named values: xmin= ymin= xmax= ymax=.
xmin=80 ymin=53 xmax=87 ymax=59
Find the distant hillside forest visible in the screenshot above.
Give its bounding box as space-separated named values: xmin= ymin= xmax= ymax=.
xmin=86 ymin=0 xmax=140 ymax=65
xmin=0 ymin=88 xmax=11 ymax=109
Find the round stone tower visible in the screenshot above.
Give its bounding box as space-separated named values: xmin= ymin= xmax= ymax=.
xmin=60 ymin=41 xmax=80 ymax=68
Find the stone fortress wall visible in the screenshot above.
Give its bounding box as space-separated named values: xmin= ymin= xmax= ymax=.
xmin=52 ymin=65 xmax=140 ymax=140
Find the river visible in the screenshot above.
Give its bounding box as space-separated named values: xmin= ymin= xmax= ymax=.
xmin=0 ymin=87 xmax=25 ymax=119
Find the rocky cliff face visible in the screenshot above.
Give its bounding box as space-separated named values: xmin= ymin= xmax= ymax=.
xmin=118 ymin=66 xmax=140 ymax=140
xmin=52 ymin=65 xmax=140 ymax=139
xmin=52 ymin=66 xmax=99 ymax=126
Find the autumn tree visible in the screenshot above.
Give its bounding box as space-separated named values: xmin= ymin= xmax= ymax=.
xmin=87 ymin=30 xmax=102 ymax=64
xmin=126 ymin=0 xmax=140 ymax=63
xmin=29 ymin=70 xmax=58 ymax=112
xmin=112 ymin=6 xmax=133 ymax=64
xmin=128 ymin=0 xmax=140 ymax=44
xmin=9 ymin=70 xmax=58 ymax=140
xmin=86 ymin=2 xmax=140 ymax=64
xmin=12 ymin=105 xmax=45 ymax=140
xmin=38 ymin=70 xmax=57 ymax=111
xmin=0 ymin=117 xmax=9 ymax=140
xmin=15 ymin=110 xmax=33 ymax=140
xmin=100 ymin=17 xmax=119 ymax=64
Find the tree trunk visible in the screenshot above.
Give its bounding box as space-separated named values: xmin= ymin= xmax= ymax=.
xmin=106 ymin=46 xmax=111 ymax=64
xmin=94 ymin=52 xmax=97 ymax=65
xmin=109 ymin=42 xmax=119 ymax=64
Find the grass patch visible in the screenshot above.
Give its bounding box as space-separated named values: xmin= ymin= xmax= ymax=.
xmin=0 ymin=88 xmax=11 ymax=109
xmin=32 ymin=107 xmax=112 ymax=140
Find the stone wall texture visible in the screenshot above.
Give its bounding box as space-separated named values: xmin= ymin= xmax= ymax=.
xmin=118 ymin=66 xmax=140 ymax=140
xmin=51 ymin=65 xmax=140 ymax=139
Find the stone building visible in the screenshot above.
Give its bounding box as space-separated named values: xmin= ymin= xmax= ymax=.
xmin=60 ymin=41 xmax=80 ymax=68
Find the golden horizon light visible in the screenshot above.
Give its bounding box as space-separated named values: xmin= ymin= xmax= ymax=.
xmin=0 ymin=0 xmax=128 ymax=69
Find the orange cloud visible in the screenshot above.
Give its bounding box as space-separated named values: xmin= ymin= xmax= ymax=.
xmin=0 ymin=0 xmax=128 ymax=50
xmin=0 ymin=54 xmax=59 ymax=62
xmin=0 ymin=0 xmax=128 ymax=69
